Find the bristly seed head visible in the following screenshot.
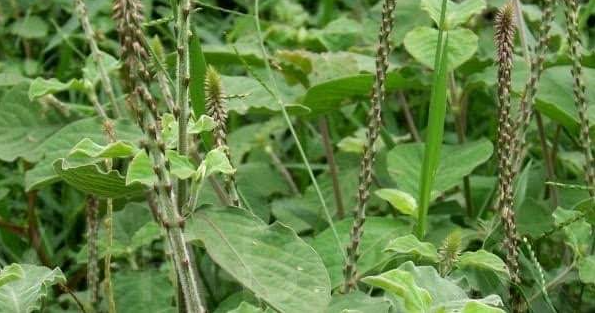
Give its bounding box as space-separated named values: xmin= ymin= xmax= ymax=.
xmin=205 ymin=65 xmax=223 ymax=108
xmin=494 ymin=2 xmax=516 ymax=66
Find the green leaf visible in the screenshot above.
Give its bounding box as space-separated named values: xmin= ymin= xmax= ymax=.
xmin=186 ymin=207 xmax=331 ymax=313
xmin=375 ymin=188 xmax=418 ymax=218
xmin=553 ymin=207 xmax=591 ymax=256
xmin=190 ymin=27 xmax=208 ymax=117
xmin=228 ymin=302 xmax=268 ymax=313
xmin=126 ymin=151 xmax=158 ymax=186
xmin=0 ymin=84 xmax=65 ymax=162
xmin=387 ymin=139 xmax=493 ymax=201
xmin=0 ymin=264 xmax=23 ymax=288
xmin=201 ymin=147 xmax=235 ymax=178
xmin=578 ymin=255 xmax=595 ymax=284
xmin=0 ymin=264 xmax=66 ymax=313
xmin=10 ymin=16 xmax=48 ymax=39
xmin=362 ymin=269 xmax=433 ymax=313
xmin=311 ymin=217 xmax=411 ymax=289
xmin=456 ymin=250 xmax=509 ymax=278
xmin=415 ymin=8 xmax=449 ymax=238
xmin=315 ymin=17 xmax=362 ymax=51
xmin=53 ymin=158 xmax=145 ymax=198
xmin=202 ymin=44 xmax=265 ymax=67
xmin=113 ymin=270 xmax=175 ymax=313
xmin=404 ymin=27 xmax=478 ymax=70
xmin=70 ymin=138 xmax=139 ymax=159
xmin=188 ymin=115 xmax=216 ymax=134
xmin=462 ymin=301 xmax=506 ymax=313
xmin=82 ymin=52 xmax=120 ymax=86
xmin=166 ymin=150 xmax=196 ymax=180
xmin=395 ymin=261 xmax=503 ymax=311
xmin=534 ymin=66 xmax=595 ymax=132
xmin=28 ymin=78 xmax=84 ymax=100
xmin=327 ymin=292 xmax=391 ymax=313
xmin=390 ymin=0 xmax=433 ymax=46
xmin=421 ymin=0 xmax=487 ymax=29
xmin=25 ymin=118 xmax=142 ymax=191
xmin=384 ymin=235 xmax=439 ymax=263
xmin=302 ymin=72 xmax=423 ymax=115
xmin=221 ymin=75 xmax=309 ymax=115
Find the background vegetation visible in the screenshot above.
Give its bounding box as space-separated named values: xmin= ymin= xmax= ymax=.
xmin=0 ymin=0 xmax=595 ymax=312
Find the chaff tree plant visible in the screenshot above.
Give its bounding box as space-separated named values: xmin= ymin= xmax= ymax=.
xmin=110 ymin=0 xmax=230 ymax=311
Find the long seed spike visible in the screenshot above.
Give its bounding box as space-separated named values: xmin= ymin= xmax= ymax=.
xmin=494 ymin=3 xmax=523 ymax=312
xmin=342 ymin=0 xmax=396 ymax=293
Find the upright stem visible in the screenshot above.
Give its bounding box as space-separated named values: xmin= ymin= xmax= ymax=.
xmin=264 ymin=145 xmax=299 ymax=195
xmin=86 ymin=196 xmax=99 ymax=305
xmin=535 ymin=113 xmax=558 ymax=207
xmin=104 ymin=196 xmax=116 ymax=313
xmin=397 ymin=91 xmax=420 ymax=142
xmin=75 ymin=0 xmax=122 ymax=118
xmin=176 ymin=0 xmax=191 ymax=208
xmin=448 ymin=73 xmax=474 ymax=216
xmin=26 ymin=190 xmax=51 ymax=267
xmin=319 ymin=117 xmax=345 ymax=219
xmin=343 ymin=0 xmax=396 ymax=292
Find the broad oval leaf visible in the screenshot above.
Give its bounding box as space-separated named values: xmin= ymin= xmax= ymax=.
xmin=456 ymin=250 xmax=509 ymax=278
xmin=0 ymin=84 xmax=65 ymax=162
xmin=327 ymin=291 xmax=391 ymax=313
xmin=362 ymin=269 xmax=433 ymax=313
xmin=302 ymin=72 xmax=424 ymax=115
xmin=384 ymin=234 xmax=439 ymax=263
xmin=186 ymin=207 xmax=331 ymax=313
xmin=28 ymin=78 xmax=84 ymax=100
xmin=0 ymin=264 xmax=66 ymax=313
xmin=113 ymin=270 xmax=175 ymax=313
xmin=387 ymin=139 xmax=493 ymax=200
xmin=534 ymin=66 xmax=595 ymax=132
xmin=404 ymin=27 xmax=478 ymax=70
xmin=311 ymin=217 xmax=411 ymax=289
xmin=25 ymin=118 xmax=142 ymax=191
xmin=375 ymin=188 xmax=418 ymax=218
xmin=421 ymin=0 xmax=487 ymax=29
xmin=53 ymin=158 xmax=145 ymax=198
xmin=578 ymin=255 xmax=595 ymax=285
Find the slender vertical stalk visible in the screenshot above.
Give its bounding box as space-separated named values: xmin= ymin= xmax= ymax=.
xmin=104 ymin=196 xmax=116 ymax=313
xmin=85 ymin=196 xmax=99 ymax=305
xmin=510 ymin=0 xmax=558 ymax=205
xmin=397 ymin=91 xmax=420 ymax=142
xmin=448 ymin=73 xmax=474 ymax=216
xmin=319 ymin=117 xmax=345 ymax=219
xmin=342 ymin=0 xmax=396 ymax=293
xmin=264 ymin=145 xmax=299 ymax=195
xmin=562 ymin=0 xmax=595 ymax=198
xmin=176 ymin=0 xmax=191 ymax=209
xmin=494 ymin=4 xmax=522 ymax=311
xmin=563 ymin=0 xmax=595 ymax=308
xmin=75 ymin=0 xmax=122 ymax=118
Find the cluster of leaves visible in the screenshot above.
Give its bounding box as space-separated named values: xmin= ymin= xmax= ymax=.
xmin=1 ymin=0 xmax=595 ymax=312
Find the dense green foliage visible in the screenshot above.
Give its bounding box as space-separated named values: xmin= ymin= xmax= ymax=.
xmin=1 ymin=0 xmax=595 ymax=312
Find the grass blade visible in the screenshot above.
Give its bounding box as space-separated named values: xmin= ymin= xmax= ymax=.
xmin=416 ymin=0 xmax=449 ymax=239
